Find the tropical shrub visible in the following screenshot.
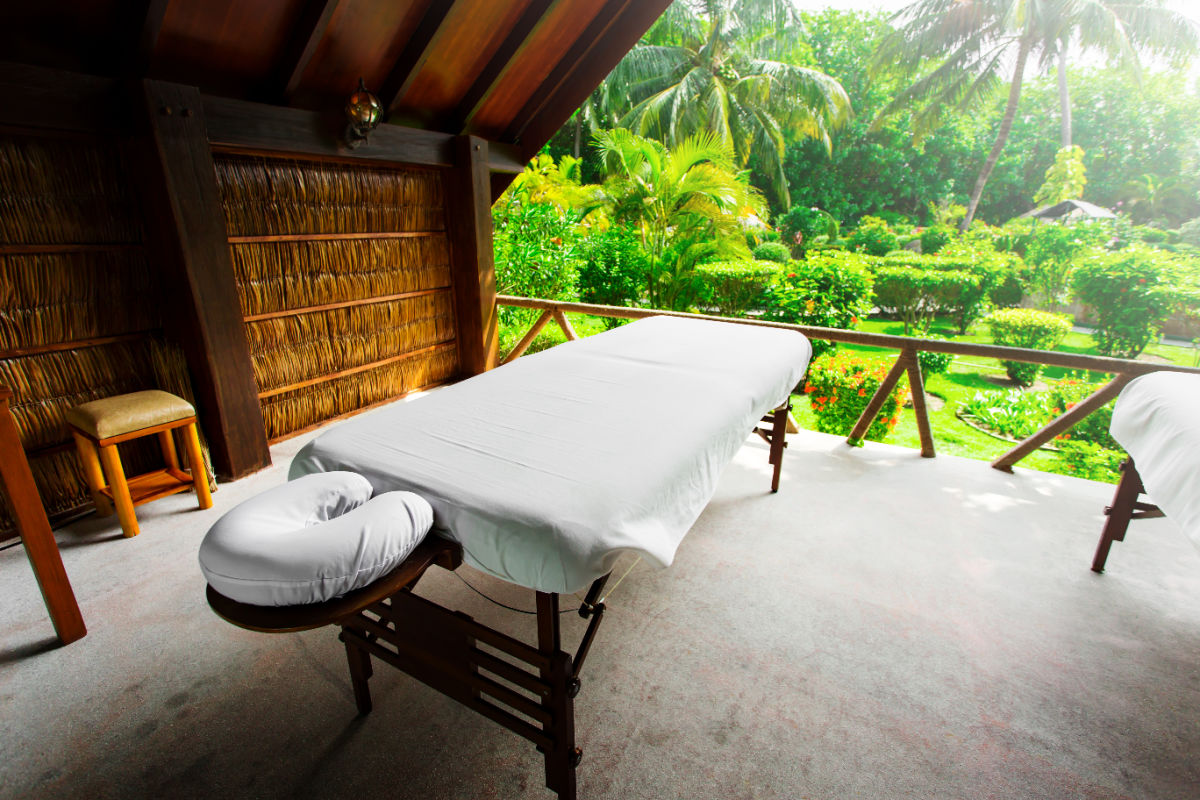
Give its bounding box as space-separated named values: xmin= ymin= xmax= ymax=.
xmin=1057 ymin=441 xmax=1125 ymax=482
xmin=958 ymin=388 xmax=1058 ymax=440
xmin=986 ymin=308 xmax=1072 ymax=385
xmin=577 ymin=225 xmax=648 ymax=327
xmin=846 ymin=215 xmax=899 ymax=256
xmin=919 ymin=225 xmax=954 ymax=255
xmin=1023 ymin=222 xmax=1109 ymax=310
xmin=1048 ymin=376 xmax=1120 ymax=450
xmin=492 ymin=198 xmax=582 ymax=333
xmin=916 ymin=349 xmax=954 ymax=375
xmin=1180 ymin=218 xmax=1200 ymax=248
xmin=1072 ymin=246 xmax=1181 ymax=358
xmin=762 ymin=252 xmax=874 ymax=358
xmin=778 ymin=205 xmax=840 ymax=257
xmin=752 ymin=241 xmax=792 ymax=263
xmin=873 ymin=266 xmax=979 ymax=335
xmin=694 ymin=259 xmax=781 ymax=317
xmin=804 ymin=352 xmax=909 ymax=444
xmin=880 ymin=245 xmax=1018 ymax=333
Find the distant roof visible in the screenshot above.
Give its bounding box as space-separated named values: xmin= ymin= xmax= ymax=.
xmin=0 ymin=0 xmax=671 ymax=166
xmin=1019 ymin=199 xmax=1117 ymax=221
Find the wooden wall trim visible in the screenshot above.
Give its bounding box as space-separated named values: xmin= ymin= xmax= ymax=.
xmin=127 ymin=80 xmax=271 ymax=479
xmin=203 ymin=95 xmax=524 ymax=173
xmin=445 ymin=136 xmax=499 ymax=375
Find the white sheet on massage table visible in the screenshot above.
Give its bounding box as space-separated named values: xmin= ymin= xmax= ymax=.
xmin=290 ymin=315 xmax=812 ymax=593
xmin=1109 ymin=372 xmax=1200 ymax=551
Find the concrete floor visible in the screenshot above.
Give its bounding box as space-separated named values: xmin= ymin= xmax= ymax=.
xmin=3 ymin=423 xmax=1200 ymax=800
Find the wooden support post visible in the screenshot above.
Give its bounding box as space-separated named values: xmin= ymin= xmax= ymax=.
xmin=127 ymin=79 xmax=271 ymax=480
xmin=553 ymin=309 xmax=578 ymax=341
xmin=906 ymin=350 xmax=935 ymax=458
xmin=445 ymin=135 xmax=500 ymax=375
xmin=847 ymin=352 xmax=909 ymax=446
xmin=504 ymin=310 xmax=554 ymax=364
xmin=992 ymin=375 xmax=1130 ymax=472
xmin=0 ymin=388 xmax=86 ymax=645
xmin=1092 ymin=460 xmax=1144 ymax=573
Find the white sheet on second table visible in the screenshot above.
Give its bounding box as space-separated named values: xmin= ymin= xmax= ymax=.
xmin=1109 ymin=372 xmax=1200 ymax=552
xmin=290 ymin=315 xmax=812 ymax=593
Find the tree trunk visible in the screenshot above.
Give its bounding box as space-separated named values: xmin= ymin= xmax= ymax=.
xmin=1057 ymin=42 xmax=1072 ymax=148
xmin=574 ymin=114 xmax=582 ymax=159
xmin=961 ymin=37 xmax=1032 ymax=232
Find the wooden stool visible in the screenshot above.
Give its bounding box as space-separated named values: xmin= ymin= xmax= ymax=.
xmin=66 ymin=390 xmax=213 ymax=537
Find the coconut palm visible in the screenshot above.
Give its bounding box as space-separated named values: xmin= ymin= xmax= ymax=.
xmin=590 ymin=128 xmax=766 ymax=309
xmin=607 ymin=0 xmax=850 ymax=209
xmin=874 ymin=0 xmax=1199 ymax=231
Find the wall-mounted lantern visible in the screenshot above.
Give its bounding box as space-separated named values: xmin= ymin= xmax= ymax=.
xmin=344 ymin=78 xmax=382 ymax=148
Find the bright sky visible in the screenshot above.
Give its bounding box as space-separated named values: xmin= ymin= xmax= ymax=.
xmin=789 ymin=0 xmax=1200 ymax=26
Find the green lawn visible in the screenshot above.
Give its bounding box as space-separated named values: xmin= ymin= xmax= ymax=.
xmin=499 ymin=310 xmax=1197 ymax=483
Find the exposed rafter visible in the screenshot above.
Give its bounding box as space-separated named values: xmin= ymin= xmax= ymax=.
xmin=453 ymin=0 xmax=558 ymax=135
xmin=127 ymin=0 xmax=170 ymax=75
xmin=274 ymin=0 xmax=341 ymax=101
xmin=504 ymin=0 xmax=671 ymax=159
xmin=380 ymin=0 xmax=458 ymax=114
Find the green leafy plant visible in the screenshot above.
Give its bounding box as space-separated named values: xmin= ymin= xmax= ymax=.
xmin=1057 ymin=441 xmax=1126 ymax=482
xmin=958 ymin=388 xmax=1058 ymax=440
xmin=778 ymin=206 xmax=841 ymax=257
xmin=1072 ymin=246 xmax=1181 ymax=358
xmin=985 ymin=308 xmax=1072 ymax=385
xmin=694 ymin=259 xmax=781 ymax=317
xmin=872 ymin=265 xmax=980 ymax=335
xmin=1023 ymin=221 xmax=1108 ymax=310
xmin=492 ymin=197 xmax=582 ymax=335
xmin=762 ymin=252 xmax=874 ymax=358
xmin=916 ymin=349 xmax=954 ymax=375
xmin=919 ymin=225 xmax=954 ymax=255
xmin=846 ymin=215 xmax=899 ymax=256
xmin=751 ymin=241 xmax=792 ymax=263
xmin=577 ymin=224 xmax=648 ymax=327
xmin=804 ymin=352 xmax=909 ymax=443
xmin=1034 ymin=145 xmax=1088 ymax=207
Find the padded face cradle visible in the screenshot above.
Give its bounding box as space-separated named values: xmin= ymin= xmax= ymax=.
xmin=199 ymin=471 xmax=433 ymax=606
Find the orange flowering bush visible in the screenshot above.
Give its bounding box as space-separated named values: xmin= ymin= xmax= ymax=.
xmin=804 ymin=352 xmax=909 ymax=444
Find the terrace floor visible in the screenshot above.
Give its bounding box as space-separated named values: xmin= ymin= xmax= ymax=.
xmin=3 ymin=419 xmax=1200 ymax=800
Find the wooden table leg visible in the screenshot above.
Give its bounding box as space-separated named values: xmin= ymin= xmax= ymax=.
xmin=0 ymin=388 xmax=86 ymax=644
xmin=340 ymin=630 xmax=374 ymax=714
xmin=1092 ymin=460 xmax=1142 ymax=573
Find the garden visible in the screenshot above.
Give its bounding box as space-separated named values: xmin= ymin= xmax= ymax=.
xmin=494 ymin=0 xmax=1200 ymax=485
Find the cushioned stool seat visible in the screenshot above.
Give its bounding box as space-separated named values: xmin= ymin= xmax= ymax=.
xmin=67 ymin=390 xmax=212 ymax=537
xmin=199 ymin=472 xmax=433 ymax=606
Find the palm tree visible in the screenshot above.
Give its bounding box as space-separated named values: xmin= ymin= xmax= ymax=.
xmin=874 ymin=0 xmax=1199 ymax=231
xmin=590 ymin=128 xmax=765 ymax=309
xmin=607 ymin=0 xmax=850 ymax=209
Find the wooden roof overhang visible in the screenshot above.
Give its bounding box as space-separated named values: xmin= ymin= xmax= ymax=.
xmin=0 ymin=0 xmax=671 ymax=196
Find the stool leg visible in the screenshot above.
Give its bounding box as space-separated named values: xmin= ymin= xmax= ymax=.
xmin=158 ymin=430 xmax=180 ymax=471
xmin=97 ymin=444 xmax=139 ymax=537
xmin=71 ymin=431 xmax=112 ymax=516
xmin=182 ymin=422 xmax=213 ymax=510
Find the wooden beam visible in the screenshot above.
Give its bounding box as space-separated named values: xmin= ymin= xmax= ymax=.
xmin=127 ymin=80 xmax=271 ymax=479
xmin=380 ymin=0 xmax=458 ymax=113
xmin=453 ymin=0 xmax=558 ymax=134
xmin=0 ymin=61 xmax=122 ymax=136
xmin=203 ymin=94 xmax=524 ymax=172
xmin=444 ymin=136 xmax=499 ymax=375
xmin=274 ymin=0 xmax=342 ymax=100
xmin=127 ymin=0 xmax=170 ymax=76
xmin=504 ymin=0 xmax=671 ymax=156
xmin=0 ymin=387 xmax=86 ymax=645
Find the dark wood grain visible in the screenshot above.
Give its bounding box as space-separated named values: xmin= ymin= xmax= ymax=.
xmin=275 ymin=0 xmax=342 ymax=100
xmin=0 ymin=387 xmax=86 ymax=645
xmin=381 ymin=0 xmax=458 ymax=113
xmin=444 ymin=136 xmax=499 ymax=375
xmin=127 ymin=80 xmax=271 ymax=479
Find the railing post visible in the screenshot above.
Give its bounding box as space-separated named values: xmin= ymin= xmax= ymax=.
xmin=906 ymin=352 xmax=935 ymax=458
xmin=991 ymin=375 xmax=1131 ymax=472
xmin=502 ymin=309 xmax=554 ymax=365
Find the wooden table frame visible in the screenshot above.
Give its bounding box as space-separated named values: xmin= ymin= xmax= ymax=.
xmin=1092 ymin=459 xmax=1165 ymax=573
xmin=205 ymin=405 xmax=791 ymax=798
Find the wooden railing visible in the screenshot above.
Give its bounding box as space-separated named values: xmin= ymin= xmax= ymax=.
xmin=497 ymin=295 xmax=1200 ymax=472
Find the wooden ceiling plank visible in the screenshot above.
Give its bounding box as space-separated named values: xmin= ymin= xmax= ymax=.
xmin=380 ymin=0 xmax=459 ymax=114
xmin=128 ymin=0 xmax=171 ymax=75
xmin=453 ymin=0 xmax=558 ymax=134
xmin=277 ymin=0 xmax=342 ymax=100
xmin=504 ymin=0 xmax=670 ymax=154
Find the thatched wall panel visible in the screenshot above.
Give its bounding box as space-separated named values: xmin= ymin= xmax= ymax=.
xmin=261 ymin=346 xmax=459 ymax=440
xmin=0 ymin=140 xmax=142 ymax=244
xmin=247 ymin=292 xmax=456 ymax=392
xmin=231 ymin=237 xmax=451 ymax=316
xmin=0 ymin=250 xmax=160 ymax=345
xmin=215 ymin=157 xmax=445 ymax=236
xmin=216 ymin=153 xmax=462 ymax=441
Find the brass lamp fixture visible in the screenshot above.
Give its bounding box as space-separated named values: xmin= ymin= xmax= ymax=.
xmin=344 ymin=78 xmax=383 ymax=148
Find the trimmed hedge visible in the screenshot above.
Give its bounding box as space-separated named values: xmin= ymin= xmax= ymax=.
xmin=804 ymin=352 xmax=909 ymax=443
xmin=985 ymin=307 xmax=1072 ymax=385
xmin=1072 ymin=246 xmax=1181 ymax=358
xmin=694 ymin=259 xmax=781 ymax=317
xmin=762 ymin=251 xmax=874 ymax=358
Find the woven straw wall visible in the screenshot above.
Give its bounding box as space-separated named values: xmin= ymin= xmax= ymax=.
xmin=0 ymin=136 xmax=209 ymax=538
xmin=215 ymin=155 xmax=460 ymax=441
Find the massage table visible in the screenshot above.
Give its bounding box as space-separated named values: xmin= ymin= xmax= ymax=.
xmin=1092 ymin=372 xmax=1200 ymax=572
xmin=202 ymin=315 xmax=812 ymax=799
